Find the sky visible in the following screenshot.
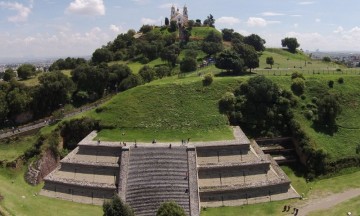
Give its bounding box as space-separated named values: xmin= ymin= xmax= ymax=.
xmin=1 ymin=0 xmax=360 ymax=60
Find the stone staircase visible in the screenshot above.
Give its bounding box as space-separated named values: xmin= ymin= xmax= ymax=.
xmin=125 ymin=146 xmax=191 ymax=216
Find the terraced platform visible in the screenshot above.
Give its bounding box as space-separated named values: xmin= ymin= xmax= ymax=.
xmin=41 ymin=127 xmax=298 ymax=215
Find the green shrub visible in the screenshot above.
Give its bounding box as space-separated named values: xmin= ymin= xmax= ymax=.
xmin=291 ymin=71 xmax=305 ymax=80
xmin=180 ymin=57 xmax=197 ymax=73
xmin=300 ymin=95 xmax=306 ymax=100
xmin=291 ymin=78 xmax=305 ymax=95
xmin=328 ymin=80 xmax=334 ymax=88
xmin=156 ymin=201 xmax=186 ymax=216
xmin=304 ymin=110 xmax=314 ymax=120
xmin=336 ymin=68 xmax=342 ymax=72
xmin=338 ymin=77 xmax=344 ymax=84
xmin=311 ymin=97 xmax=318 ymax=104
xmin=202 ymin=73 xmax=213 ymax=86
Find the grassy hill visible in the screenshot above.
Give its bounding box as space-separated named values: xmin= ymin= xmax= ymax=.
xmin=259 ymin=48 xmax=345 ymax=70
xmin=86 ymin=76 xmax=239 ymax=142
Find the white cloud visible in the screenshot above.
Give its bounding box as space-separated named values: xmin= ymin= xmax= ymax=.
xmin=246 ymin=17 xmax=280 ymax=27
xmin=66 ymin=0 xmax=105 ymax=16
xmin=294 ymin=23 xmax=299 ymax=28
xmin=109 ymin=24 xmax=124 ymax=34
xmin=291 ymin=15 xmax=303 ymax=17
xmin=261 ymin=12 xmax=285 ymax=16
xmin=298 ymin=1 xmax=315 ymax=5
xmin=0 ymin=1 xmax=32 ymax=22
xmin=217 ymin=17 xmax=241 ymax=26
xmin=141 ymin=17 xmax=160 ymax=25
xmin=333 ymin=26 xmax=344 ymax=34
xmin=0 ymin=27 xmax=112 ymax=58
xmin=315 ymin=18 xmax=321 ymax=23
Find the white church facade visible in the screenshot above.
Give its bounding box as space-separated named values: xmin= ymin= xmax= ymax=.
xmin=170 ymin=5 xmax=188 ymax=27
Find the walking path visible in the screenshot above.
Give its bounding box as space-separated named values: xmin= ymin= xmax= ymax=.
xmin=297 ymin=188 xmax=360 ymax=216
xmin=0 ymin=95 xmax=113 ymax=140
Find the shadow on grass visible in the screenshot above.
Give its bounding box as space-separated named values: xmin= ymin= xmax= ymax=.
xmin=214 ymin=71 xmax=256 ymax=77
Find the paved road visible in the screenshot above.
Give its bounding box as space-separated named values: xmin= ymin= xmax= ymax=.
xmin=297 ymin=188 xmax=360 ymax=216
xmin=0 ymin=96 xmax=111 ymax=140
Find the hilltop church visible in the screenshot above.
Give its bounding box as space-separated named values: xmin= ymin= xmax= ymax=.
xmin=170 ymin=5 xmax=188 ymax=27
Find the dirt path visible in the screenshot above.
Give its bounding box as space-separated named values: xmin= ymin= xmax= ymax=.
xmin=296 ymin=188 xmax=360 ymax=216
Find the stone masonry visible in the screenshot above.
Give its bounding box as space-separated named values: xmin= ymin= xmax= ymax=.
xmin=41 ymin=127 xmax=299 ymax=215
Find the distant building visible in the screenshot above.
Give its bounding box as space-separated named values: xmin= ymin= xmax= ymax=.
xmin=170 ymin=5 xmax=188 ymax=27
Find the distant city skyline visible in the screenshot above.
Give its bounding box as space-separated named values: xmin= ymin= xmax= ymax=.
xmin=1 ymin=0 xmax=360 ymax=59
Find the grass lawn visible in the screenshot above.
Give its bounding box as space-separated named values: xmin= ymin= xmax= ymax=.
xmin=259 ymin=49 xmax=343 ymax=70
xmin=0 ymin=168 xmax=102 ymax=216
xmin=18 ymin=72 xmax=44 ymax=86
xmin=0 ymin=135 xmax=37 ymax=162
xmin=191 ymin=27 xmax=219 ymax=39
xmin=86 ymin=76 xmax=241 ymax=142
xmin=267 ymin=75 xmax=360 ymax=160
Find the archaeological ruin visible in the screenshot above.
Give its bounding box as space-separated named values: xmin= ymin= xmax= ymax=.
xmin=41 ymin=127 xmax=299 ymax=216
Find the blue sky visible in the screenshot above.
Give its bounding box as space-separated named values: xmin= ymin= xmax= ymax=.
xmin=1 ymin=0 xmax=360 ymax=59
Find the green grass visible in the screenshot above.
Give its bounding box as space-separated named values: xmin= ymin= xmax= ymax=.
xmin=19 ymin=72 xmax=44 ymax=86
xmin=266 ymin=75 xmax=360 ymax=160
xmin=86 ymin=76 xmax=241 ymax=142
xmin=0 ymin=167 xmax=102 ymax=216
xmin=61 ymin=69 xmax=72 ymax=77
xmin=191 ymin=27 xmax=219 ymax=39
xmin=259 ymin=49 xmax=343 ymax=70
xmin=0 ymin=136 xmax=37 ymax=162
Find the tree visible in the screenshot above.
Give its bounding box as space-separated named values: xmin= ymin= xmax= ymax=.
xmin=17 ymin=64 xmax=36 ymax=80
xmin=139 ymin=24 xmax=152 ymax=34
xmin=221 ymin=28 xmax=235 ymax=42
xmin=160 ymin=44 xmax=181 ymax=67
xmin=316 ymin=94 xmax=341 ymax=132
xmin=232 ymin=42 xmax=259 ymax=72
xmin=291 ymin=78 xmax=305 ymax=96
xmin=165 ymin=17 xmax=169 ymax=26
xmin=92 ymin=48 xmax=113 ymax=64
xmin=33 ymin=71 xmax=75 ymax=115
xmin=243 ymin=34 xmax=266 ymax=52
xmin=60 ymin=117 xmax=100 ymax=150
xmin=215 ymin=50 xmax=244 ymax=73
xmin=322 ymin=56 xmax=331 ymax=62
xmin=155 ymin=66 xmax=171 ymax=79
xmin=180 ymin=57 xmax=197 ymax=73
xmin=202 ymin=31 xmax=223 ymax=56
xmin=266 ymin=56 xmax=274 ymax=69
xmin=224 ymin=76 xmax=296 ymax=137
xmin=203 ymin=14 xmax=215 ymax=27
xmin=139 ymin=66 xmax=156 ymax=83
xmin=156 ymin=202 xmax=186 ymax=216
xmin=119 ymin=74 xmax=143 ymax=91
xmin=0 ymin=91 xmax=9 ymax=123
xmin=169 ymin=20 xmax=178 ymax=32
xmin=195 ymin=19 xmax=201 ymax=27
xmin=3 ymin=68 xmax=16 ymax=81
xmin=103 ymin=195 xmax=134 ymax=216
xmin=281 ymin=37 xmax=300 ymax=53
xmin=71 ymin=65 xmax=108 ymax=99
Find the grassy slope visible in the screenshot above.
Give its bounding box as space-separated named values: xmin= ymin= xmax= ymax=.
xmin=269 ymin=75 xmax=360 ymax=160
xmin=259 ymin=48 xmax=344 ymax=70
xmin=0 ymin=136 xmax=37 ymax=162
xmin=86 ymin=76 xmax=240 ymax=142
xmin=0 ymin=168 xmax=101 ymax=216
